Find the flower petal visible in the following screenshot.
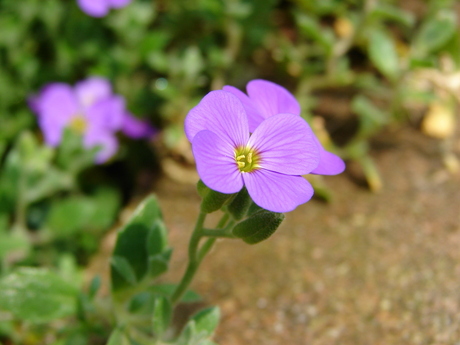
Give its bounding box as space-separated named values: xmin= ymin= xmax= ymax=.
xmin=85 ymin=96 xmax=125 ymax=132
xmin=311 ymin=135 xmax=346 ymax=175
xmin=75 ymin=77 xmax=112 ymax=109
xmin=185 ymin=90 xmax=249 ymax=147
xmin=222 ymin=85 xmax=265 ymax=133
xmin=77 ymin=0 xmax=110 ymax=17
xmin=243 ymin=170 xmax=314 ymax=212
xmin=246 ymin=79 xmax=301 ymax=123
xmin=248 ymin=114 xmax=320 ymax=175
xmin=121 ymin=113 xmax=156 ymax=139
xmin=192 ymin=130 xmax=243 ymax=194
xmin=31 ymin=83 xmax=79 ymax=146
xmin=84 ymin=130 xmax=118 ymax=164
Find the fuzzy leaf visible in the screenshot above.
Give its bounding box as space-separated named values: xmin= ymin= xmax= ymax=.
xmin=0 ymin=268 xmax=77 ymax=323
xmin=111 ymin=195 xmax=170 ymax=291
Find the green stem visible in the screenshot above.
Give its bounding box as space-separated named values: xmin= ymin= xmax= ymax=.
xmin=170 ymin=211 xmax=230 ymax=306
xmin=201 ymin=228 xmax=235 ymax=238
xmin=170 ymin=212 xmax=207 ymax=305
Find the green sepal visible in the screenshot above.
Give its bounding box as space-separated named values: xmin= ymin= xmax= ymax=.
xmin=226 ymin=187 xmax=251 ymax=220
xmin=232 ymin=210 xmax=285 ymax=244
xmin=197 ymin=180 xmax=235 ymax=213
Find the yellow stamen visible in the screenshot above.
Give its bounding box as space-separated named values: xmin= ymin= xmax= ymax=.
xmin=69 ymin=115 xmax=87 ymax=134
xmin=235 ymin=146 xmax=260 ymax=173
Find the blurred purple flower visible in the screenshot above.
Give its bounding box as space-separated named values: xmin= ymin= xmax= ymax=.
xmin=30 ymin=77 xmax=154 ymax=163
xmin=185 ymin=91 xmax=321 ymax=213
xmin=121 ymin=113 xmax=157 ymax=139
xmin=223 ymin=79 xmax=345 ymax=175
xmin=77 ymin=0 xmax=132 ymax=17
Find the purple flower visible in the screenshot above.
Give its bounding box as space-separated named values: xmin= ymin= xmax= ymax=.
xmin=121 ymin=113 xmax=157 ymax=139
xmin=31 ymin=77 xmax=153 ymax=163
xmin=223 ymin=79 xmax=345 ymax=175
xmin=185 ymin=91 xmax=322 ymax=213
xmin=77 ymin=0 xmax=132 ymax=17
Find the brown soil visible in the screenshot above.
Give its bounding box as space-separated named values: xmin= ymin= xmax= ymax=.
xmin=154 ymin=126 xmax=460 ymax=345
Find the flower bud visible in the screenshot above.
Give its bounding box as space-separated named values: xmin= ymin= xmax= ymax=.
xmin=227 ymin=187 xmax=252 ymax=220
xmin=232 ymin=210 xmax=285 ymax=244
xmin=197 ymin=180 xmax=235 ymax=213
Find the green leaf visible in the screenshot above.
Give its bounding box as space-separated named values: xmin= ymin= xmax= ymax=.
xmin=88 ymin=276 xmax=101 ymax=299
xmin=371 ymin=3 xmax=415 ymax=27
xmin=152 ymin=296 xmax=172 ymax=337
xmin=351 ymin=95 xmax=389 ymax=138
xmin=226 ymin=187 xmax=251 ymax=220
xmin=46 ymin=188 xmax=120 ymax=236
xmin=232 ymin=210 xmax=285 ymax=244
xmin=295 ymin=13 xmax=334 ymax=55
xmin=191 ymin=307 xmax=220 ymax=339
xmin=106 ymin=326 xmax=130 ymax=345
xmin=413 ymin=10 xmax=457 ymax=56
xmin=0 ymin=227 xmax=30 ymax=258
xmin=176 ymin=321 xmax=196 ymax=345
xmin=111 ymin=256 xmax=138 ymax=285
xmin=111 ymin=195 xmax=170 ymax=291
xmin=0 ymin=268 xmax=78 ymax=323
xmin=197 ymin=180 xmax=235 ymax=214
xmin=368 ymin=28 xmax=399 ymax=81
xmin=56 ymin=129 xmax=97 ymax=173
xmin=148 ymin=248 xmax=173 ymax=278
xmin=46 ymin=196 xmax=94 ymax=236
xmin=176 ymin=307 xmax=220 ymax=345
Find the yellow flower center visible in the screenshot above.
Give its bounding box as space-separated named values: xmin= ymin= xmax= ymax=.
xmin=69 ymin=115 xmax=87 ymax=134
xmin=235 ymin=146 xmax=260 ymax=173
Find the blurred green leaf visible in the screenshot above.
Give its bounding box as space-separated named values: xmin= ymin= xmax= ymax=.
xmin=190 ymin=307 xmax=220 ymax=339
xmin=368 ymin=28 xmax=399 ymax=81
xmin=106 ymin=326 xmax=130 ymax=345
xmin=443 ymin=32 xmax=460 ymax=67
xmin=56 ymin=129 xmax=97 ymax=173
xmin=413 ymin=10 xmax=457 ymax=56
xmin=0 ymin=268 xmax=78 ymax=323
xmin=46 ymin=188 xmax=120 ymax=236
xmin=371 ymin=3 xmax=415 ymax=27
xmin=111 ymin=195 xmax=170 ymax=291
xmin=176 ymin=307 xmax=220 ymax=345
xmin=352 ymin=95 xmax=389 ymax=138
xmin=111 ymin=256 xmax=138 ymax=285
xmin=0 ymin=227 xmax=30 ymax=259
xmin=295 ymin=13 xmax=334 ymax=55
xmin=152 ymin=296 xmax=172 ymax=337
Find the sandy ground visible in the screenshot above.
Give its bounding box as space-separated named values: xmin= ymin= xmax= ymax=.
xmin=153 ymin=127 xmax=460 ymax=345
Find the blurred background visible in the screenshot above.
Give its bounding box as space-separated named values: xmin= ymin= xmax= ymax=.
xmin=0 ymin=0 xmax=459 ymax=344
